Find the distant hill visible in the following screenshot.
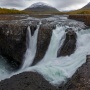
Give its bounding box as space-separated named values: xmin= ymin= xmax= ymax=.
xmin=24 ymin=2 xmax=60 ymax=14
xmin=66 ymin=2 xmax=90 ymax=15
xmin=82 ymin=2 xmax=90 ymax=9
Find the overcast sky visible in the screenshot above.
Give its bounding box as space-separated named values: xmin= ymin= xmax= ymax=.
xmin=0 ymin=0 xmax=90 ymax=11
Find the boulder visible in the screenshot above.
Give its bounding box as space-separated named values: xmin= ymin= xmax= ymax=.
xmin=57 ymin=29 xmax=77 ymax=57
xmin=0 ymin=72 xmax=56 ymax=90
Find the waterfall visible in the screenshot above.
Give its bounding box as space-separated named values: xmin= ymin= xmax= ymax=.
xmin=25 ymin=27 xmax=90 ymax=86
xmin=22 ymin=22 xmax=41 ymax=69
xmin=0 ymin=17 xmax=90 ymax=86
xmin=37 ymin=26 xmax=66 ymax=65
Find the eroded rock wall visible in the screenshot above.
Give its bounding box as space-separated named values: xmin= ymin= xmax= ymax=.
xmin=0 ymin=23 xmax=27 ymax=68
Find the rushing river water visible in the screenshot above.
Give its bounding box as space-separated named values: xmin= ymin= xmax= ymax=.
xmin=0 ymin=15 xmax=90 ymax=86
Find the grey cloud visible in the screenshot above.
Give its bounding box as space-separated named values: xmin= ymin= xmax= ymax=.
xmin=53 ymin=0 xmax=90 ymax=10
xmin=0 ymin=0 xmax=90 ymax=10
xmin=0 ymin=0 xmax=27 ymax=9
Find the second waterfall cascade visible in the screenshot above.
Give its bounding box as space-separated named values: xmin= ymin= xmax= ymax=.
xmin=22 ymin=22 xmax=41 ymax=69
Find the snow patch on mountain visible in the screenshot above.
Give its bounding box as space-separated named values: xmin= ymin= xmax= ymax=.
xmin=29 ymin=2 xmax=52 ymax=8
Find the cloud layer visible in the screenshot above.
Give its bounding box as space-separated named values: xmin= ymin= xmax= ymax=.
xmin=0 ymin=0 xmax=90 ymax=10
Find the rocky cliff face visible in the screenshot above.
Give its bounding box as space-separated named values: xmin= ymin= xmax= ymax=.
xmin=0 ymin=23 xmax=27 ymax=68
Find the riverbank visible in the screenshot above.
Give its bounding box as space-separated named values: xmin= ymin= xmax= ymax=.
xmin=68 ymin=15 xmax=90 ymax=26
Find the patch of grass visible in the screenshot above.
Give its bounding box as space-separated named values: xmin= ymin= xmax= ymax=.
xmin=67 ymin=9 xmax=90 ymax=15
xmin=0 ymin=8 xmax=25 ymax=14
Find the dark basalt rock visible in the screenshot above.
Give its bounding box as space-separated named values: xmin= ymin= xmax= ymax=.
xmin=0 ymin=24 xmax=27 ymax=68
xmin=57 ymin=29 xmax=77 ymax=57
xmin=31 ymin=24 xmax=55 ymax=66
xmin=0 ymin=72 xmax=57 ymax=90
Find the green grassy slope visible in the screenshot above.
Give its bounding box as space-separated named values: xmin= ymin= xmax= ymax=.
xmin=67 ymin=9 xmax=90 ymax=15
xmin=0 ymin=8 xmax=25 ymax=14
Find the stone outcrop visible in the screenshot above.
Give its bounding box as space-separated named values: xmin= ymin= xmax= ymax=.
xmin=57 ymin=29 xmax=77 ymax=57
xmin=0 ymin=23 xmax=27 ymax=68
xmin=31 ymin=24 xmax=56 ymax=65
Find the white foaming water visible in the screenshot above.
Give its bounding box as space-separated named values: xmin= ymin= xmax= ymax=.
xmin=22 ymin=23 xmax=41 ymax=69
xmin=0 ymin=18 xmax=90 ymax=86
xmin=0 ymin=56 xmax=12 ymax=81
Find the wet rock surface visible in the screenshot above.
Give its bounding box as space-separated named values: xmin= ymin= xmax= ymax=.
xmin=0 ymin=55 xmax=89 ymax=90
xmin=0 ymin=72 xmax=57 ymax=90
xmin=32 ymin=24 xmax=55 ymax=65
xmin=57 ymin=29 xmax=77 ymax=57
xmin=0 ymin=23 xmax=27 ymax=68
